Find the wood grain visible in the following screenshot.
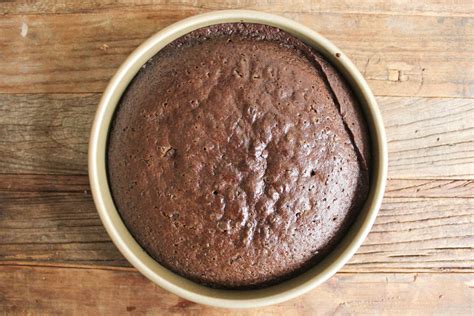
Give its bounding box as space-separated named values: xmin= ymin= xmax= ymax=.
xmin=1 ymin=177 xmax=472 ymax=271
xmin=0 ymin=265 xmax=472 ymax=315
xmin=0 ymin=174 xmax=90 ymax=192
xmin=0 ymin=10 xmax=472 ymax=97
xmin=386 ymin=179 xmax=474 ymax=198
xmin=0 ymin=94 xmax=96 ymax=175
xmin=381 ymin=97 xmax=474 ymax=179
xmin=0 ymin=189 xmax=127 ymax=267
xmin=2 ymin=0 xmax=473 ymax=16
xmin=1 ymin=94 xmax=472 ymax=179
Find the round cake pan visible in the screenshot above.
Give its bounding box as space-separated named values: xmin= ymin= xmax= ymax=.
xmin=89 ymin=10 xmax=388 ymax=308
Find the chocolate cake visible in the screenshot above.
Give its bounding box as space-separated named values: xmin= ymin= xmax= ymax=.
xmin=107 ymin=23 xmax=371 ymax=289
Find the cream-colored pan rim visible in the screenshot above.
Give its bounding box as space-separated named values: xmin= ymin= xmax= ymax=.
xmin=89 ymin=10 xmax=388 ymax=309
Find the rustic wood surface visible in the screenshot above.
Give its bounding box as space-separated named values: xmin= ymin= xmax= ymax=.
xmin=1 ymin=267 xmax=472 ymax=315
xmin=0 ymin=0 xmax=473 ymax=314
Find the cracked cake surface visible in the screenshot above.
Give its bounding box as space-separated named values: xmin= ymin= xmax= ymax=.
xmin=107 ymin=23 xmax=371 ymax=288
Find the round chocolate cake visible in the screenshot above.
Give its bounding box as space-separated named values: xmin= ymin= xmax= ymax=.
xmin=107 ymin=23 xmax=371 ymax=289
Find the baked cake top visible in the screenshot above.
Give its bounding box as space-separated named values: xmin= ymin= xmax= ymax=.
xmin=107 ymin=23 xmax=371 ymax=288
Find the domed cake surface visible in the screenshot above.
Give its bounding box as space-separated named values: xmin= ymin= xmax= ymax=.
xmin=107 ymin=23 xmax=371 ymax=289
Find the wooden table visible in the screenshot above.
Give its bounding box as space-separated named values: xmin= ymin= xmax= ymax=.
xmin=1 ymin=1 xmax=473 ymax=314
